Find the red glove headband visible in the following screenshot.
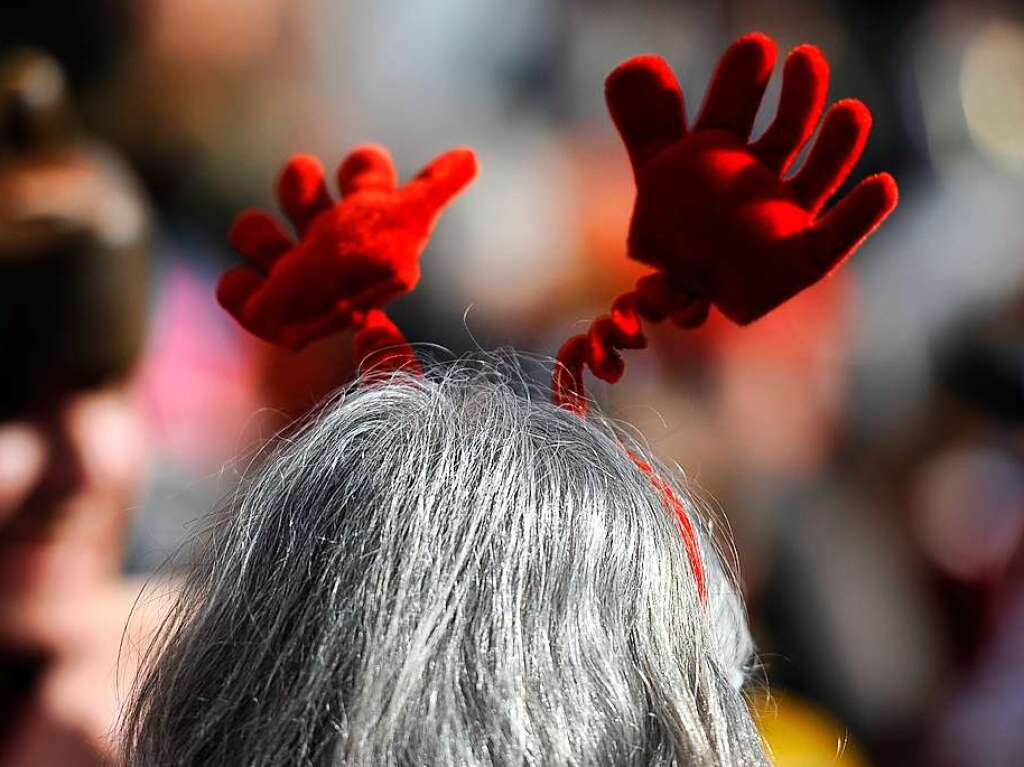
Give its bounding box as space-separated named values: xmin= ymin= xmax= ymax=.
xmin=217 ymin=33 xmax=898 ymax=608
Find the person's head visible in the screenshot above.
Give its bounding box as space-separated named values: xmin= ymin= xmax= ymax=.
xmin=123 ymin=361 xmax=768 ymax=766
xmin=0 ymin=49 xmax=149 ymax=593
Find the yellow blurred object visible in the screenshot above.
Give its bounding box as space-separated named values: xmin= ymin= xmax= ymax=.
xmin=961 ymin=20 xmax=1024 ymax=171
xmin=752 ymin=690 xmax=869 ymax=766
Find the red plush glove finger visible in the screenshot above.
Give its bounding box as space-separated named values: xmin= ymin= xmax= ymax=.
xmin=608 ymin=32 xmax=898 ymax=325
xmin=750 ymin=44 xmax=829 ymax=174
xmin=338 ymin=144 xmax=398 ymax=195
xmin=693 ymin=31 xmax=775 ymax=137
xmin=217 ymin=145 xmax=477 ymax=350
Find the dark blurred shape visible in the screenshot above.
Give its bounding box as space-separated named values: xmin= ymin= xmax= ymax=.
xmin=934 ymin=289 xmax=1024 ymax=424
xmin=0 ymin=49 xmax=70 ymax=154
xmin=0 ymin=49 xmax=153 ymax=766
xmin=0 ymin=1 xmax=128 ymax=91
xmin=0 ymin=648 xmax=47 ymax=748
xmin=0 ymin=48 xmax=149 ymax=420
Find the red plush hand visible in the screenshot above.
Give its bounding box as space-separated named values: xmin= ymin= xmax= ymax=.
xmin=609 ymin=32 xmax=897 ymax=324
xmin=217 ymin=145 xmax=476 ymax=350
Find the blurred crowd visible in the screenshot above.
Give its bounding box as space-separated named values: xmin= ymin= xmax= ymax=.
xmin=2 ymin=0 xmax=1024 ymax=764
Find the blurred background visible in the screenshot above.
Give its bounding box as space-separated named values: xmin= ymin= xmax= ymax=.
xmin=1 ymin=0 xmax=1023 ymax=764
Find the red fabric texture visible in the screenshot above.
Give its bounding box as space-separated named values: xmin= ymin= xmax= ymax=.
xmin=552 ymin=32 xmax=898 ymax=413
xmin=217 ymin=144 xmax=477 ymax=372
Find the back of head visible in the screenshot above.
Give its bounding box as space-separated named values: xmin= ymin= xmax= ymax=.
xmin=123 ymin=360 xmax=767 ymax=766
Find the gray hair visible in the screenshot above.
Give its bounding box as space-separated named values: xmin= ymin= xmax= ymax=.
xmin=122 ymin=359 xmax=768 ymax=766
